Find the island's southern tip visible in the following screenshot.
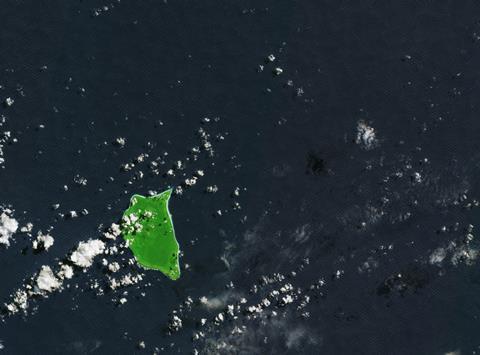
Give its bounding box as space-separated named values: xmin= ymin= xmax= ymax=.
xmin=121 ymin=189 xmax=180 ymax=280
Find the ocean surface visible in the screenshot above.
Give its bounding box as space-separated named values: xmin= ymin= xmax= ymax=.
xmin=1 ymin=1 xmax=480 ymax=354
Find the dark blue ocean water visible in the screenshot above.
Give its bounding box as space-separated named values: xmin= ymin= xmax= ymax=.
xmin=1 ymin=1 xmax=480 ymax=354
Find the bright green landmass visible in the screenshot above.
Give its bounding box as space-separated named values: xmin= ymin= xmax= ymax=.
xmin=121 ymin=189 xmax=180 ymax=280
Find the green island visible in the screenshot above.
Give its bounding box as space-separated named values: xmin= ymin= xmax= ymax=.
xmin=121 ymin=189 xmax=180 ymax=280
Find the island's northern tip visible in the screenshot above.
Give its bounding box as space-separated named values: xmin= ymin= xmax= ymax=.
xmin=121 ymin=188 xmax=180 ymax=280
